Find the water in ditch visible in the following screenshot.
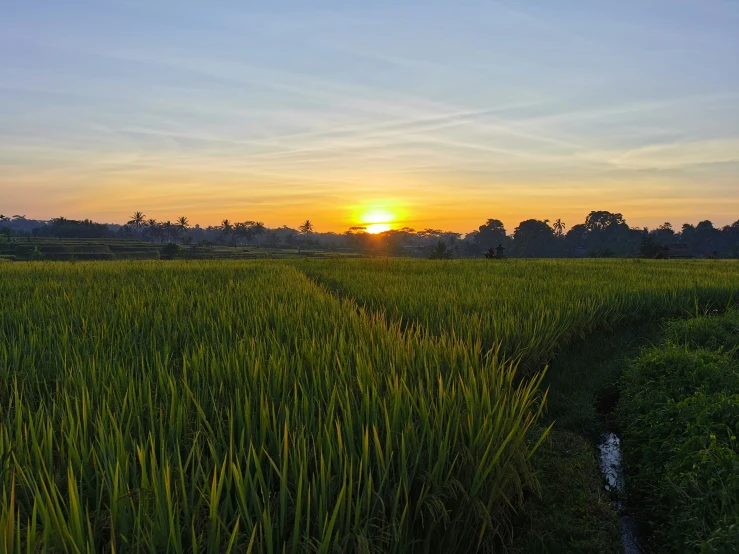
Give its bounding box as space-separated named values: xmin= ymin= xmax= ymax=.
xmin=598 ymin=432 xmax=643 ymax=554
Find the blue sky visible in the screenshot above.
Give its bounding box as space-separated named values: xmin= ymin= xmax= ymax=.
xmin=1 ymin=0 xmax=738 ymax=231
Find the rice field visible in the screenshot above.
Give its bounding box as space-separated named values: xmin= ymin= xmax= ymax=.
xmin=1 ymin=259 xmax=738 ymax=553
xmin=299 ymin=258 xmax=739 ymax=369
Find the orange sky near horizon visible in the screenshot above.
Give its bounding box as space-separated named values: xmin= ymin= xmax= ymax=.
xmin=2 ymin=2 xmax=738 ymax=234
xmin=5 ymin=167 xmax=739 ymax=234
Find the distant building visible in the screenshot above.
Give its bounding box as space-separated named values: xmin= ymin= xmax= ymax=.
xmin=666 ymin=244 xmax=693 ymax=259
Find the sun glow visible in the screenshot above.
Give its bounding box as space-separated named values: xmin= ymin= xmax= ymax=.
xmin=365 ymin=223 xmax=392 ymax=234
xmin=355 ymin=206 xmax=399 ymax=234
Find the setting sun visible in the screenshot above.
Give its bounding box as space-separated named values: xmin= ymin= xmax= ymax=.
xmin=361 ymin=209 xmax=395 ymax=224
xmin=354 ymin=205 xmax=403 ymax=234
xmin=365 ymin=223 xmax=392 ymax=234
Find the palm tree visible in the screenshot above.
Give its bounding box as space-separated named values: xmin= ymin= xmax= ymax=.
xmin=145 ymin=219 xmax=162 ymax=242
xmin=220 ymin=219 xmax=233 ymax=240
xmin=176 ymin=216 xmax=189 ymax=236
xmin=299 ymin=220 xmax=313 ymax=234
xmin=251 ymin=221 xmax=266 ymax=247
xmin=161 ymin=221 xmax=175 ymax=242
xmin=0 ymin=215 xmax=10 ymax=243
xmin=552 ymin=219 xmax=566 ymax=237
xmin=233 ymin=222 xmax=249 ymax=244
xmin=128 ymin=211 xmax=146 ymax=231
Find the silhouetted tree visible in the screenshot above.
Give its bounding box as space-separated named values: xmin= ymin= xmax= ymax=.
xmin=38 ymin=217 xmax=112 ymax=239
xmin=650 ymin=222 xmax=675 ymax=245
xmin=428 ymin=240 xmax=453 ymax=259
xmin=220 ymin=219 xmax=233 ymax=243
xmin=584 ymin=211 xmax=625 ymax=232
xmin=266 ymin=231 xmax=281 ymax=248
xmin=160 ymin=221 xmax=175 ymax=242
xmin=418 ymin=229 xmax=443 ymax=239
xmin=552 ymin=218 xmax=566 ymax=237
xmin=581 ymin=210 xmax=636 ymax=256
xmin=128 ymin=212 xmax=146 ymax=231
xmin=724 ymin=220 xmax=739 ymax=258
xmin=251 ymin=221 xmax=266 ymax=246
xmin=564 ymin=224 xmax=588 ymax=254
xmin=6 ymin=207 xmax=739 ymax=259
xmin=639 ymin=236 xmax=668 ymax=258
xmin=143 ymin=219 xmax=161 ymax=242
xmin=682 ymin=220 xmax=722 ymax=256
xmin=474 ymin=219 xmax=508 ymax=253
xmin=299 ymin=220 xmax=314 ymax=234
xmin=233 ymin=221 xmax=251 ymax=244
xmin=176 ymin=216 xmax=189 ymax=235
xmin=0 ymin=215 xmax=12 ymax=242
xmin=147 ymin=219 xmax=164 ymax=242
xmin=511 ymin=219 xmax=558 ymax=257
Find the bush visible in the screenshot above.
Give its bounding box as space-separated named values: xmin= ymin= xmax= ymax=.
xmin=663 ymin=311 xmax=739 ymax=354
xmin=161 ymin=242 xmax=181 ymax=259
xmin=428 ymin=240 xmax=453 ymax=259
xmin=620 ymin=313 xmax=739 ymax=553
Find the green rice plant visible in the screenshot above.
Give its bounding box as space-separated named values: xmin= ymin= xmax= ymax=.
xmin=297 ymin=258 xmax=739 ymax=370
xmin=2 ymin=259 xmax=737 ymax=552
xmin=0 ymin=261 xmax=547 ymax=553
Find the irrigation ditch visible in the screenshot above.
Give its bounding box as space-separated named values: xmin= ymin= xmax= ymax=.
xmin=510 ymin=321 xmax=663 ymax=553
xmin=597 ymin=432 xmax=642 ymax=554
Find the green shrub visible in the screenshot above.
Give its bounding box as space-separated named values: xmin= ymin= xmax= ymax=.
xmin=161 ymin=242 xmax=181 ymax=259
xmin=620 ymin=314 xmax=739 ymax=553
xmin=663 ymin=310 xmax=739 ymax=354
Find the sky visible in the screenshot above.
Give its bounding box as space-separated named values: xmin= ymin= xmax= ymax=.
xmin=1 ymin=0 xmax=738 ymax=233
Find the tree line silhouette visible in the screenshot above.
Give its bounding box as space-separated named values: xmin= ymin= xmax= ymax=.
xmin=1 ymin=211 xmax=738 ymax=259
